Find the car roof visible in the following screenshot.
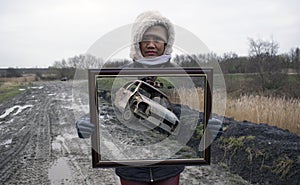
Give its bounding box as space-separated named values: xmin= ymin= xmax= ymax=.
xmin=133 ymin=80 xmax=169 ymax=98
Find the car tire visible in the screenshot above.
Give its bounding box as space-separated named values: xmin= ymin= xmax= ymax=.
xmin=122 ymin=104 xmax=136 ymax=122
xmin=123 ymin=108 xmax=133 ymax=121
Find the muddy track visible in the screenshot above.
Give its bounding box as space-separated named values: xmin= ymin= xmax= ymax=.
xmin=1 ymin=84 xmax=54 ymax=182
xmin=0 ymin=83 xmax=56 ymax=184
xmin=0 ymin=81 xmax=252 ymax=185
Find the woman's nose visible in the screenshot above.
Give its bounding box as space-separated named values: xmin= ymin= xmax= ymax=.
xmin=146 ymin=41 xmax=156 ymax=48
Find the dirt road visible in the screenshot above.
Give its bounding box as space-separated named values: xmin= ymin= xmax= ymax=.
xmin=0 ymin=81 xmax=251 ymax=185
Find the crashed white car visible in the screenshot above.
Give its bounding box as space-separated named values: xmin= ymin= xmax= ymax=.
xmin=114 ymin=80 xmax=180 ymax=134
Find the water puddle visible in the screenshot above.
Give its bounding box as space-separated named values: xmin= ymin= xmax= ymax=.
xmin=0 ymin=138 xmax=12 ymax=146
xmin=0 ymin=105 xmax=33 ymax=119
xmin=48 ymin=157 xmax=73 ymax=184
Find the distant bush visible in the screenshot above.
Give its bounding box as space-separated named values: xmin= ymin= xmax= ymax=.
xmin=224 ymin=73 xmax=300 ymax=98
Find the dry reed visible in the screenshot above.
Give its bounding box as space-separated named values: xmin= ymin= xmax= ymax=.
xmin=225 ymin=95 xmax=300 ymax=135
xmin=167 ymin=87 xmax=205 ymax=112
xmin=0 ymin=74 xmax=37 ymax=84
xmin=167 ymin=88 xmax=300 ymax=135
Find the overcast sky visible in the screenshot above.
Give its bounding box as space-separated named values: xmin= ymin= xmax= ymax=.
xmin=0 ymin=0 xmax=299 ymax=68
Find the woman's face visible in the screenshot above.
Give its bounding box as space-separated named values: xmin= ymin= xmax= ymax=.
xmin=139 ymin=38 xmax=166 ymax=58
xmin=139 ymin=25 xmax=167 ymax=58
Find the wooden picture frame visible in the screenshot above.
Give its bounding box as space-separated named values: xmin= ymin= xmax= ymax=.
xmin=88 ymin=67 xmax=213 ymax=168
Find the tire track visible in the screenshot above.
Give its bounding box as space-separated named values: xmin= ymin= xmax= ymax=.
xmin=0 ymin=83 xmax=53 ymax=184
xmin=47 ymin=81 xmax=95 ymax=184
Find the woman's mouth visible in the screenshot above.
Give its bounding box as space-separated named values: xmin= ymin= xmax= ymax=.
xmin=145 ymin=51 xmax=157 ymax=56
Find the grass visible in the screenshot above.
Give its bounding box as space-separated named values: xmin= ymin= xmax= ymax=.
xmin=0 ymin=82 xmax=26 ymax=103
xmin=221 ymin=135 xmax=256 ymax=164
xmin=224 ymin=73 xmax=300 ymax=97
xmin=0 ymin=75 xmax=37 ymax=103
xmin=97 ymin=78 xmax=116 ymax=91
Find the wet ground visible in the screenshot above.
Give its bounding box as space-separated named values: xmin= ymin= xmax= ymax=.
xmin=1 ymin=81 xmax=295 ymax=184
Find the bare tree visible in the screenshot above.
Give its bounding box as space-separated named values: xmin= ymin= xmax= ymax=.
xmin=289 ymin=47 xmax=300 ymax=74
xmin=247 ymin=37 xmax=286 ymax=93
xmin=248 ymin=37 xmax=279 ymax=57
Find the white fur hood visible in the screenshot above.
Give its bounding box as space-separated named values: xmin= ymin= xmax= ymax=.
xmin=130 ymin=11 xmax=175 ymax=60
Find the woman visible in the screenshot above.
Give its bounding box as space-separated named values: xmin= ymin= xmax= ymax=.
xmin=76 ymin=11 xmax=222 ymax=185
xmin=77 ymin=11 xmax=183 ymax=185
xmin=115 ymin=11 xmax=184 ymax=185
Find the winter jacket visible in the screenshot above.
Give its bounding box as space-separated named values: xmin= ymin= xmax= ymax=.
xmin=116 ymin=60 xmax=185 ymax=182
xmin=116 ymin=166 xmax=184 ymax=182
xmin=116 ymin=61 xmax=185 ymax=182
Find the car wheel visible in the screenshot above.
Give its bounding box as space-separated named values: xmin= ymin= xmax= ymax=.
xmin=123 ymin=108 xmax=134 ymax=121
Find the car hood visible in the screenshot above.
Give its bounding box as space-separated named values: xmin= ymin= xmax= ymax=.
xmin=138 ymin=93 xmax=179 ymax=122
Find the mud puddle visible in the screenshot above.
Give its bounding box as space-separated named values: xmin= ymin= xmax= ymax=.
xmin=48 ymin=157 xmax=73 ymax=184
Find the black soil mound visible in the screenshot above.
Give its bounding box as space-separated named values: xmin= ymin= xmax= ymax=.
xmin=211 ymin=117 xmax=300 ymax=185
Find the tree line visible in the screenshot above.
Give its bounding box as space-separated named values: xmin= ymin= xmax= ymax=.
xmin=50 ymin=37 xmax=299 ymax=97
xmin=52 ymin=38 xmax=299 ymax=74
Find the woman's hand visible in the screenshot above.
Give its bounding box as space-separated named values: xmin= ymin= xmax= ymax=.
xmin=207 ymin=118 xmax=223 ymax=140
xmin=76 ymin=116 xmax=95 ymax=138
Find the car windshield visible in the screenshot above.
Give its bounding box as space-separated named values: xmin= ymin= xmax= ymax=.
xmin=124 ymin=80 xmax=173 ymax=110
xmin=139 ymin=82 xmax=171 ymax=108
xmin=126 ymin=81 xmax=139 ymax=92
xmin=139 ymin=82 xmax=159 ymax=98
xmin=138 ymin=87 xmax=151 ymax=98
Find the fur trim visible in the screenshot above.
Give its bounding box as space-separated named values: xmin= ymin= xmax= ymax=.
xmin=130 ymin=11 xmax=175 ymax=60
